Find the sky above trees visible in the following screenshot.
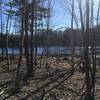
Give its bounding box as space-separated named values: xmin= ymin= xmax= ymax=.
xmin=52 ymin=0 xmax=100 ymax=29
xmin=1 ymin=0 xmax=100 ymax=31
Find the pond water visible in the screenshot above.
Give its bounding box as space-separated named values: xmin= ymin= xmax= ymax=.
xmin=1 ymin=46 xmax=99 ymax=56
xmin=0 ymin=47 xmax=81 ymax=55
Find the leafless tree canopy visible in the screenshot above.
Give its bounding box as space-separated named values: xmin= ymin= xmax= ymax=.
xmin=0 ymin=0 xmax=100 ymax=100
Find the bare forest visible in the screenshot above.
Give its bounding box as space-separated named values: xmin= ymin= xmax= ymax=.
xmin=0 ymin=0 xmax=100 ymax=100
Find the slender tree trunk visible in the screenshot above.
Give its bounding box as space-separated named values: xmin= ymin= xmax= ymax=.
xmin=45 ymin=0 xmax=50 ymax=67
xmin=90 ymin=0 xmax=96 ymax=97
xmin=0 ymin=1 xmax=4 ymax=58
xmin=33 ymin=0 xmax=38 ymax=76
xmin=5 ymin=6 xmax=12 ymax=70
xmin=16 ymin=8 xmax=24 ymax=90
xmin=30 ymin=0 xmax=35 ymax=77
xmin=84 ymin=0 xmax=93 ymax=99
xmin=24 ymin=4 xmax=30 ymax=77
xmin=71 ymin=0 xmax=75 ymax=72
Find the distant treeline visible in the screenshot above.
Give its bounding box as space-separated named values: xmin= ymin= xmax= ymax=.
xmin=0 ymin=27 xmax=100 ymax=48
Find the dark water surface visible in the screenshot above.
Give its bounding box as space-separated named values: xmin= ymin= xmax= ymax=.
xmin=1 ymin=47 xmax=99 ymax=55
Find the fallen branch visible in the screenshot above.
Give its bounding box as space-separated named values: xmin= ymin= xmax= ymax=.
xmin=21 ymin=68 xmax=74 ymax=100
xmin=0 ymin=88 xmax=6 ymax=96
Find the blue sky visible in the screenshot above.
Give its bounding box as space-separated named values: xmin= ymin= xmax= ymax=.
xmin=2 ymin=0 xmax=71 ymax=32
xmin=51 ymin=0 xmax=100 ymax=30
xmin=51 ymin=0 xmax=71 ymax=30
xmin=1 ymin=0 xmax=100 ymax=32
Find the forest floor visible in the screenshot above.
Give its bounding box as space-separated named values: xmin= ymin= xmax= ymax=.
xmin=0 ymin=56 xmax=100 ymax=100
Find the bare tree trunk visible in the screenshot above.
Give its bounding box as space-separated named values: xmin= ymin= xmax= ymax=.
xmin=30 ymin=0 xmax=35 ymax=77
xmin=78 ymin=0 xmax=85 ymax=70
xmin=5 ymin=6 xmax=12 ymax=70
xmin=33 ymin=0 xmax=38 ymax=76
xmin=24 ymin=4 xmax=30 ymax=78
xmin=45 ymin=0 xmax=50 ymax=67
xmin=16 ymin=8 xmax=24 ymax=90
xmin=84 ymin=0 xmax=93 ymax=99
xmin=0 ymin=1 xmax=4 ymax=58
xmin=71 ymin=0 xmax=75 ymax=72
xmin=90 ymin=0 xmax=96 ymax=97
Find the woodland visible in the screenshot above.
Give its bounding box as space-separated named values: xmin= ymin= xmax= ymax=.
xmin=0 ymin=0 xmax=100 ymax=100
